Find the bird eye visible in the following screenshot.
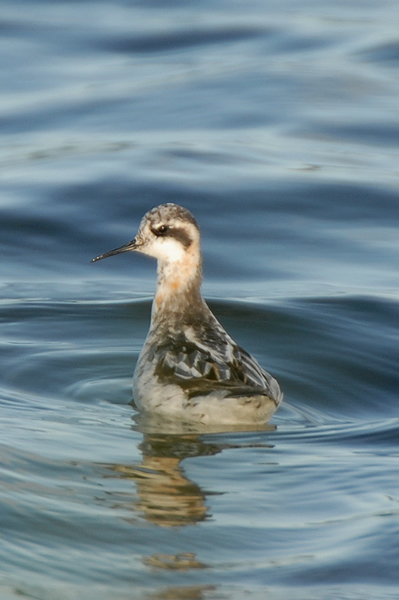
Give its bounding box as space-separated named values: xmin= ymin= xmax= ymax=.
xmin=154 ymin=224 xmax=168 ymax=236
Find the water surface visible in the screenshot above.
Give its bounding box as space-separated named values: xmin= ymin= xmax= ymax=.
xmin=0 ymin=0 xmax=399 ymax=598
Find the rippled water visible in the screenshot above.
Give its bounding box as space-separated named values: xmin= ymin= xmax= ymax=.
xmin=1 ymin=0 xmax=399 ymax=598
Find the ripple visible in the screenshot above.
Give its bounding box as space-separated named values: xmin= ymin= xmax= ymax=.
xmin=274 ymin=418 xmax=399 ymax=449
xmin=97 ymin=25 xmax=270 ymax=54
xmin=360 ymin=40 xmax=399 ymax=65
xmin=0 ymin=293 xmax=397 ymax=425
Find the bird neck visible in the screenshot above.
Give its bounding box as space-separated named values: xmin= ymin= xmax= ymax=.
xmin=151 ymin=252 xmax=205 ymax=323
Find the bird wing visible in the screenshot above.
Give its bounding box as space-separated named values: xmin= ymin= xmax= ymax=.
xmin=152 ymin=326 xmax=277 ymax=401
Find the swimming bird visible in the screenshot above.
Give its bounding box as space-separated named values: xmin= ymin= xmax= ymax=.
xmin=92 ymin=203 xmax=282 ymax=425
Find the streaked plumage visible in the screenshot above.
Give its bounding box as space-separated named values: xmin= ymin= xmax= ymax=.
xmin=92 ymin=203 xmax=283 ymax=425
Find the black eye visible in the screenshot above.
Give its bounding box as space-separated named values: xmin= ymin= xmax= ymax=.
xmin=153 ymin=224 xmax=168 ymax=236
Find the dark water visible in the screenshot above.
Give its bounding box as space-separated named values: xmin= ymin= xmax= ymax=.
xmin=1 ymin=0 xmax=399 ymax=598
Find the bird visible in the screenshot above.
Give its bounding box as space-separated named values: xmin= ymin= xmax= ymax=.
xmin=92 ymin=203 xmax=283 ymax=425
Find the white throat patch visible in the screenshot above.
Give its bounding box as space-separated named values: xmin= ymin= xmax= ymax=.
xmin=145 ymin=236 xmax=186 ymax=263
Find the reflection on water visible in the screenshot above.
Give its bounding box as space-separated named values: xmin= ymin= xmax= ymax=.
xmin=106 ymin=447 xmax=208 ymax=528
xmin=146 ymin=585 xmax=217 ymax=600
xmin=143 ymin=553 xmax=208 ymax=571
xmin=103 ymin=424 xmax=275 ymax=528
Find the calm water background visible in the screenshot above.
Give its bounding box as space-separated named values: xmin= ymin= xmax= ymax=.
xmin=1 ymin=0 xmax=399 ymax=598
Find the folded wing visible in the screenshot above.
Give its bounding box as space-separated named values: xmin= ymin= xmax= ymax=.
xmin=152 ymin=329 xmax=279 ymax=402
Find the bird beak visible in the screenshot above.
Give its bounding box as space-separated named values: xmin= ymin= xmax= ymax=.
xmin=91 ymin=238 xmax=138 ymax=263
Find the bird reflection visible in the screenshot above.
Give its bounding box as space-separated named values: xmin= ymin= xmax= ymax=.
xmin=98 ymin=413 xmax=275 ymax=585
xmin=145 ymin=584 xmax=217 ymax=600
xmin=102 ymin=414 xmax=275 ymax=528
xmin=107 ymin=450 xmax=208 ymax=527
xmin=104 ymin=431 xmax=223 ymax=527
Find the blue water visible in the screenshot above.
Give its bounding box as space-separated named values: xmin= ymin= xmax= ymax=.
xmin=1 ymin=0 xmax=399 ymax=598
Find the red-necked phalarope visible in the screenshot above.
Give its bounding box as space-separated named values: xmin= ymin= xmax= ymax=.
xmin=92 ymin=203 xmax=283 ymax=425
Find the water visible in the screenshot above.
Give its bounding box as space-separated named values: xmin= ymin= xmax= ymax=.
xmin=1 ymin=0 xmax=399 ymax=598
